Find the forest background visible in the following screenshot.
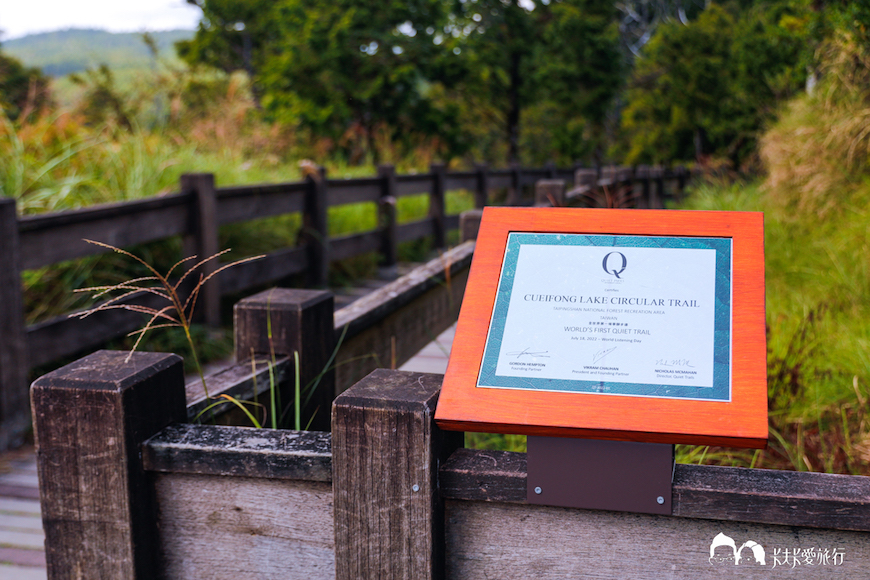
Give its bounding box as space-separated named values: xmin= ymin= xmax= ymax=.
xmin=2 ymin=0 xmax=870 ymax=474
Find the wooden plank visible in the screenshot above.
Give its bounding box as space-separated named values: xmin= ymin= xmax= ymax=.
xmin=0 ymin=513 xmax=43 ymax=533
xmin=234 ymin=289 xmax=335 ymax=431
xmin=332 ymin=369 xmax=463 ymax=580
xmin=0 ymin=198 xmax=29 ymax=451
xmin=440 ymin=448 xmax=527 ymax=503
xmin=445 ymin=214 xmax=459 ymax=231
xmin=488 ymin=172 xmax=512 ymax=189
xmin=396 ymin=218 xmax=435 ymax=243
xmin=334 ymin=266 xmax=468 ymax=394
xmin=31 ymin=350 xmax=186 ymax=580
xmin=18 ymin=193 xmax=190 ymax=270
xmin=0 ymin=564 xmax=47 ymax=580
xmin=330 ymin=231 xmax=381 ymax=262
xmin=26 ymin=290 xmax=162 ymax=368
xmin=217 ymin=246 xmax=308 ymax=295
xmin=0 ymin=529 xmax=43 ymax=550
xmin=155 ymin=473 xmax=334 ymax=580
xmin=0 ymin=546 xmax=46 ymax=568
xmin=396 ymin=174 xmax=434 ymax=197
xmin=184 ymin=355 xmax=291 ymax=421
xmin=0 ymin=498 xmax=41 ymax=515
xmin=216 ymin=182 xmax=306 ymax=225
xmin=444 ymin=173 xmax=477 ymax=192
xmin=334 ymin=241 xmax=474 ymax=342
xmin=143 ymin=423 xmax=332 ymax=482
xmin=673 ymin=463 xmax=870 ymax=532
xmin=327 ymin=178 xmax=382 ymax=206
xmin=445 ymin=500 xmax=870 ymax=579
xmin=440 ymin=448 xmax=870 ymax=532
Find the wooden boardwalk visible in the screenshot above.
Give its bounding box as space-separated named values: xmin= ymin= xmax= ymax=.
xmin=0 ymin=269 xmax=455 ymax=579
xmin=0 ymin=445 xmax=45 ymax=580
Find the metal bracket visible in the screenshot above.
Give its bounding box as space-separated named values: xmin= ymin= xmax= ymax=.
xmin=527 ymin=436 xmax=674 ymax=515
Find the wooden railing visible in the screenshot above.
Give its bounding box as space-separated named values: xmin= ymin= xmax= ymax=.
xmin=31 ymin=251 xmax=870 ymax=577
xmin=3 ymin=162 xmax=689 ymax=448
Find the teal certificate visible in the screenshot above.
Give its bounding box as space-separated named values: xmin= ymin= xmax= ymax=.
xmin=477 ymin=233 xmax=732 ymax=401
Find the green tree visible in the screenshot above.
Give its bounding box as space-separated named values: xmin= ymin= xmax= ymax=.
xmin=0 ymin=47 xmax=51 ymax=122
xmin=621 ymin=2 xmax=807 ymax=166
xmin=535 ymin=0 xmax=624 ymax=164
xmin=263 ymin=1 xmax=464 ymax=161
xmin=177 ymin=0 xmax=277 ymax=107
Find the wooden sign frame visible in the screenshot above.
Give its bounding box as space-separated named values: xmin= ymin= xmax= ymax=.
xmin=435 ymin=207 xmax=768 ymax=448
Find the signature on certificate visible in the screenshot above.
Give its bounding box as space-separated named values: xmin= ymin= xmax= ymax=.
xmin=655 ymin=358 xmax=694 ymax=367
xmin=593 ymin=346 xmax=617 ymax=363
xmin=506 ymin=347 xmax=550 ymax=359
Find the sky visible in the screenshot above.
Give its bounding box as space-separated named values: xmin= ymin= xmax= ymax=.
xmin=1 ymin=0 xmax=202 ymax=41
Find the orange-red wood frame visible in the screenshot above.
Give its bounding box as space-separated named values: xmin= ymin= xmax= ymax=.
xmin=435 ymin=207 xmax=767 ymax=448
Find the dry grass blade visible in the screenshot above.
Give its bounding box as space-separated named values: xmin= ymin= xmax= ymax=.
xmin=74 ymin=239 xmax=263 ymax=401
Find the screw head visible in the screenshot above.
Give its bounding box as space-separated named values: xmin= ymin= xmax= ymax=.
xmin=412 ymin=484 xmax=420 ymax=492
xmin=534 ymin=486 xmax=542 ymax=495
xmin=656 ymin=496 xmax=665 ymax=505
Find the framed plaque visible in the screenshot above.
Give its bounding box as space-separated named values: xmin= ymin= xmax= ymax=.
xmin=434 ymin=207 xmax=768 ymax=448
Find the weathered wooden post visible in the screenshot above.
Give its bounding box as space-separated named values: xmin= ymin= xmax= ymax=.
xmin=460 ymin=209 xmax=484 ymax=242
xmin=508 ymin=162 xmax=523 ymax=206
xmin=429 ymin=163 xmax=447 ymax=250
xmin=31 ymin=350 xmax=186 ymax=580
xmin=654 ymin=165 xmax=666 ymax=207
xmin=474 ymin=163 xmax=489 ymax=208
xmin=545 ymin=161 xmax=558 ymax=179
xmin=332 ymin=369 xmax=463 ymax=580
xmin=378 ymin=164 xmax=398 ymax=276
xmin=534 ymin=180 xmax=566 ymax=207
xmin=0 ymin=198 xmax=28 ymax=451
xmin=181 ymin=173 xmax=221 ymax=327
xmin=234 ymin=288 xmax=336 ymax=431
xmin=304 ymin=165 xmax=330 ymax=288
xmin=636 ymin=165 xmax=651 ymax=209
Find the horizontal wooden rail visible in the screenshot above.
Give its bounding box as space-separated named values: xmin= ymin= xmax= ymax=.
xmin=6 ymin=162 xmax=693 ymax=450
xmin=439 ymin=448 xmax=870 ymax=532
xmin=19 ymin=193 xmax=191 ymax=270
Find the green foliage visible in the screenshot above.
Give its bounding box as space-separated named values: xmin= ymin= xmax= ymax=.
xmin=0 ymin=48 xmax=51 ymax=122
xmin=620 ymin=2 xmax=808 ymax=167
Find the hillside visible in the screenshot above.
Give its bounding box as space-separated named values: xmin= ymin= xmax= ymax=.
xmin=4 ymin=28 xmax=193 ymax=77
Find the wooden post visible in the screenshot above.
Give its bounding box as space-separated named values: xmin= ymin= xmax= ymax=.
xmin=508 ymin=162 xmax=523 ymax=206
xmin=675 ymin=165 xmax=688 ymax=203
xmin=31 ymin=350 xmax=186 ymax=580
xmin=474 ymin=163 xmax=489 ymax=208
xmin=304 ymin=166 xmax=330 ymax=288
xmin=654 ymin=165 xmax=665 ymax=207
xmin=429 ymin=163 xmax=447 ymax=250
xmin=545 ymin=161 xmax=557 ymax=179
xmin=181 ymin=173 xmax=221 ymax=327
xmin=534 ymin=179 xmax=566 ymax=207
xmin=637 ymin=165 xmax=651 ymax=209
xmin=0 ymin=198 xmax=28 ymax=451
xmin=234 ymin=288 xmax=335 ymax=431
xmin=460 ymin=209 xmax=484 ymax=243
xmin=378 ymin=164 xmax=398 ymax=274
xmin=332 ymin=369 xmax=463 ymax=580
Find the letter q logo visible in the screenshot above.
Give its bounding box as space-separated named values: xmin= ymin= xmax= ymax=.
xmin=602 ymin=252 xmax=627 ymax=278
